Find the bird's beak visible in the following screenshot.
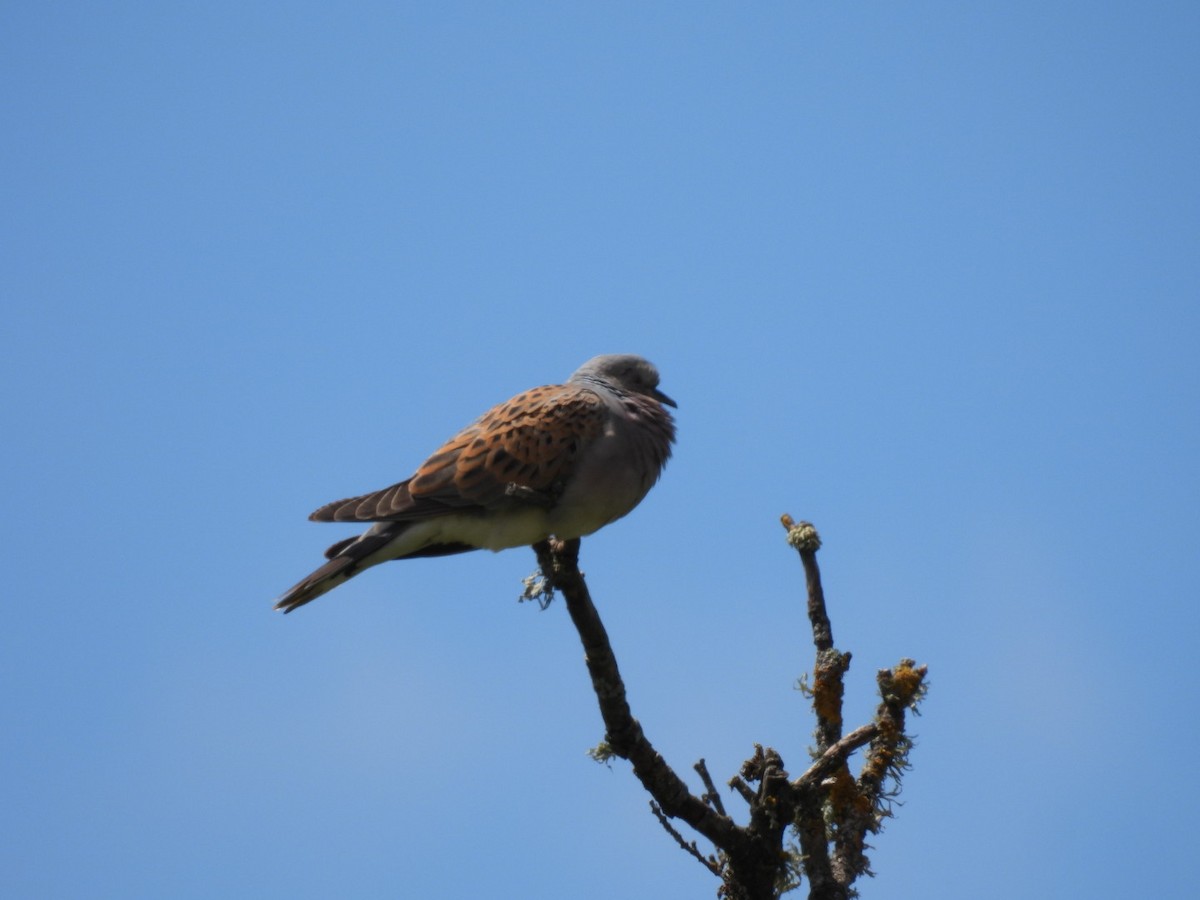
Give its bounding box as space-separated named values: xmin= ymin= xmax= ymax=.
xmin=654 ymin=389 xmax=677 ymax=409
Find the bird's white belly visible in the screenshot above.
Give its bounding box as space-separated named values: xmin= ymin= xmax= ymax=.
xmin=424 ymin=507 xmax=555 ymax=552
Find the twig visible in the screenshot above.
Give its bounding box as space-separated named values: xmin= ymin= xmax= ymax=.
xmin=695 ymin=759 xmax=728 ymax=816
xmin=781 ymin=516 xmax=832 ymax=652
xmin=793 ymin=723 xmax=879 ymax=791
xmin=651 ymin=801 xmax=723 ymax=876
xmin=532 ymin=539 xmax=735 ymax=851
xmin=727 ymin=775 xmax=756 ymax=807
xmin=859 ymin=660 xmax=927 ymax=803
xmin=782 ymin=517 xmax=849 ymax=754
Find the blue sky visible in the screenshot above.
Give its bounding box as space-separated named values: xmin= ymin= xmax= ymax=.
xmin=3 ymin=3 xmax=1197 ymax=898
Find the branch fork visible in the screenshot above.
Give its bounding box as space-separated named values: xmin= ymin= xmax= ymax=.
xmin=531 ymin=517 xmax=927 ymax=900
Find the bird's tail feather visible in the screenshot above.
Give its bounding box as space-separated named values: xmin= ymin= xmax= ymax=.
xmin=274 ymin=555 xmax=359 ymax=614
xmin=274 ymin=524 xmax=479 ymax=614
xmin=274 ymin=526 xmax=404 ymax=614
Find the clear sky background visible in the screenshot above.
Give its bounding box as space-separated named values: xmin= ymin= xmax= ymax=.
xmin=3 ymin=3 xmax=1197 ymax=898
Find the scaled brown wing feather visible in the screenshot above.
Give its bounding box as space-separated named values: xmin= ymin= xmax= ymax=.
xmin=308 ymin=385 xmax=607 ymax=523
xmin=308 ymin=479 xmax=429 ymax=522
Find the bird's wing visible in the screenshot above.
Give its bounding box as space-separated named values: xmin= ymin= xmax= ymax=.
xmin=308 ymin=384 xmax=607 ymax=523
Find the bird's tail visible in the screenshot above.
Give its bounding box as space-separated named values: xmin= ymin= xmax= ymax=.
xmin=274 ymin=521 xmax=479 ymax=614
xmin=274 ymin=525 xmax=405 ymax=614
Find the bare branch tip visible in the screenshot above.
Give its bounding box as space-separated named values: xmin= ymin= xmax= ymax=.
xmin=885 ymin=659 xmax=930 ymax=709
xmin=782 ymin=516 xmax=821 ymax=552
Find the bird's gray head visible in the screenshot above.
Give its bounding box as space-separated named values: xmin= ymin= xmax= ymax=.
xmin=570 ymin=354 xmax=677 ymax=408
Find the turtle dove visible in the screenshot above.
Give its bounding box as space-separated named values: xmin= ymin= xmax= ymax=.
xmin=275 ymin=354 xmax=676 ymax=613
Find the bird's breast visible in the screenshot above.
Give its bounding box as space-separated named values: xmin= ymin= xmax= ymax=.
xmin=545 ymin=424 xmax=660 ymax=539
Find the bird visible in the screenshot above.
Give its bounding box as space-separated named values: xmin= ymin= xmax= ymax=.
xmin=275 ymin=354 xmax=676 ymax=613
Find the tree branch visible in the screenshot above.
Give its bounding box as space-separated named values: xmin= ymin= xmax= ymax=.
xmin=532 ymin=519 xmax=927 ymax=900
xmin=531 ymin=539 xmax=736 ymax=851
xmin=793 ymin=723 xmax=879 ymax=792
xmin=783 ymin=516 xmax=850 ymax=756
xmin=651 ymin=800 xmax=723 ymax=876
xmin=695 ymin=759 xmax=728 ymax=817
xmin=782 ymin=517 xmax=834 ymax=653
